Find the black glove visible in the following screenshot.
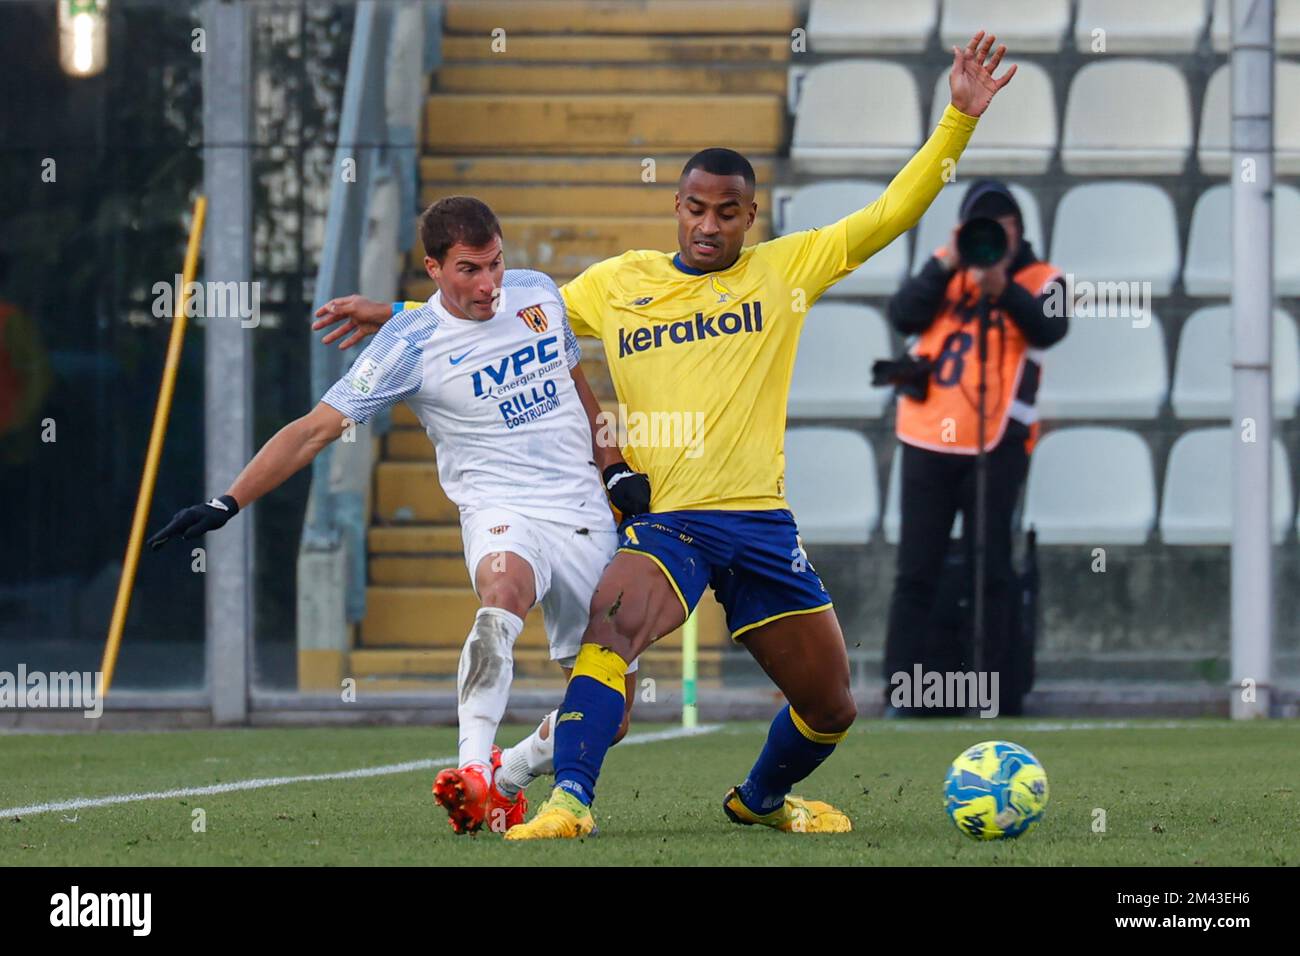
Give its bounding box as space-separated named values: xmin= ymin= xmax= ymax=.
xmin=148 ymin=495 xmax=240 ymax=551
xmin=602 ymin=463 xmax=651 ymax=518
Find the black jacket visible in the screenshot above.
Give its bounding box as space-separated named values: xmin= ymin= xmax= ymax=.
xmin=887 ymin=240 xmax=1069 ymax=349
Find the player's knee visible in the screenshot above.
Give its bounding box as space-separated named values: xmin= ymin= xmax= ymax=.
xmin=478 ymin=578 xmax=532 ymax=618
xmin=586 ymin=594 xmax=649 ymax=661
xmin=799 ymin=695 xmax=857 ymax=736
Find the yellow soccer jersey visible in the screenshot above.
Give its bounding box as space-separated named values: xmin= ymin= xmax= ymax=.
xmin=562 ymin=104 xmax=978 ymax=514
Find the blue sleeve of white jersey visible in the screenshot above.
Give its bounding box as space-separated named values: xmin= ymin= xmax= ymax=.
xmin=505 ymin=269 xmax=580 ymax=368
xmin=320 ymin=322 xmax=423 ymax=424
xmin=563 ymin=317 xmax=581 ymax=370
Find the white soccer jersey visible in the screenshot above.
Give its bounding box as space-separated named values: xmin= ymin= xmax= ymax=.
xmin=321 ymin=270 xmax=612 ymax=530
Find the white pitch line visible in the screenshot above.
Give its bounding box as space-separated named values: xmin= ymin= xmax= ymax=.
xmin=1 ymin=723 xmax=722 ymax=819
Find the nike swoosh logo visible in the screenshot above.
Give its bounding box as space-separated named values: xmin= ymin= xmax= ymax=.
xmin=449 ymin=349 xmax=475 ymax=365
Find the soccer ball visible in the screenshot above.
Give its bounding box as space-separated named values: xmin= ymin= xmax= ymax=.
xmin=944 ymin=740 xmax=1048 ymax=840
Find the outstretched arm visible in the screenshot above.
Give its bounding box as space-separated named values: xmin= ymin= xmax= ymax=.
xmin=148 ymin=402 xmax=349 ymax=549
xmin=226 ymin=402 xmax=351 ymax=508
xmin=844 ymin=32 xmax=1015 ymax=268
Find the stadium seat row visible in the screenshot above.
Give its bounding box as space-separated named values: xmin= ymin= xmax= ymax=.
xmin=804 ymin=0 xmax=1300 ymax=55
xmin=786 ymin=426 xmax=1297 ymax=546
xmin=788 ymin=303 xmax=1300 ymax=422
xmin=773 ymin=180 xmax=1300 ymax=297
xmin=790 ymin=59 xmax=1300 ymax=176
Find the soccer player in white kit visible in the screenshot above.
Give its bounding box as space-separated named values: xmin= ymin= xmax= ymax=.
xmin=148 ymin=197 xmax=649 ymax=835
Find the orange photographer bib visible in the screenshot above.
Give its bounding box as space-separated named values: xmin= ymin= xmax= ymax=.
xmin=896 ymin=259 xmax=1060 ymax=454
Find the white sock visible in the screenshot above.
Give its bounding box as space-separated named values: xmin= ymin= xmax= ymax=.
xmin=456 ymin=606 xmax=523 ymax=771
xmin=496 ymin=709 xmax=557 ymax=798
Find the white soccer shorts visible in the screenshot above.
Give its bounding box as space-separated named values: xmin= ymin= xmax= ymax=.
xmin=460 ymin=506 xmax=638 ymax=673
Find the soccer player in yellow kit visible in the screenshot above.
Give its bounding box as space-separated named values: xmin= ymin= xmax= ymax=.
xmin=319 ymin=33 xmax=1014 ymax=839
xmin=504 ymin=33 xmax=1015 ymax=839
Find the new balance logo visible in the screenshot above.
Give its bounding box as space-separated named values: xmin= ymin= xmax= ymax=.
xmin=631 ymin=296 xmax=654 ymax=306
xmin=617 ymin=302 xmax=764 ymax=358
xmin=557 ymin=711 xmax=584 ymax=724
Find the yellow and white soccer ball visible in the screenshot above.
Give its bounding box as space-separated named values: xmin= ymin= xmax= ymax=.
xmin=944 ymin=740 xmax=1048 ymax=840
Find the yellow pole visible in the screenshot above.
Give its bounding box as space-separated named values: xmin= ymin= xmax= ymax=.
xmin=682 ymin=609 xmax=698 ymax=728
xmin=101 ymin=195 xmax=207 ymax=694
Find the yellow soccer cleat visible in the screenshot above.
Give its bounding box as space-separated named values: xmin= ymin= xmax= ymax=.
xmin=722 ymin=787 xmax=853 ymax=834
xmin=502 ymin=787 xmax=597 ymax=841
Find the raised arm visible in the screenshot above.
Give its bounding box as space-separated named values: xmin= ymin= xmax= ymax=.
xmin=844 ymin=32 xmax=1014 ymax=268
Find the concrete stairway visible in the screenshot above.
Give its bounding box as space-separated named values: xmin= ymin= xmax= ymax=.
xmin=356 ymin=0 xmax=796 ymax=687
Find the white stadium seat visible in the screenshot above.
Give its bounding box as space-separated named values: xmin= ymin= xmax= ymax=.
xmin=1212 ymin=0 xmax=1300 ymax=53
xmin=1021 ymin=428 xmax=1156 ymax=544
xmin=1170 ymin=306 xmax=1300 ymax=420
xmin=1036 ymin=313 xmax=1168 ymax=419
xmin=940 ymin=0 xmax=1072 ymax=53
xmin=774 ymin=180 xmax=908 ymax=295
xmin=928 ymin=61 xmax=1056 ymax=174
xmin=788 ymin=303 xmax=895 ymax=419
xmin=1073 ymin=0 xmax=1208 ymax=53
xmin=1159 ymin=428 xmax=1293 ymax=544
xmin=1182 ymin=184 xmax=1300 ymax=297
xmin=882 ymin=449 xmax=963 ymax=545
xmin=784 ymin=427 xmax=878 ymax=544
xmin=1050 ymin=183 xmax=1180 ymax=296
xmin=791 ymin=61 xmax=920 ymax=175
xmin=806 ymin=0 xmax=938 ymax=53
xmin=910 ymin=182 xmax=1043 ymax=273
xmin=1198 ymin=61 xmax=1300 ymax=175
xmin=1061 ymin=60 xmax=1192 ymax=174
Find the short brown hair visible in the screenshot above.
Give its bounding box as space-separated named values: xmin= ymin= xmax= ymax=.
xmin=419 ymin=196 xmax=502 ymax=262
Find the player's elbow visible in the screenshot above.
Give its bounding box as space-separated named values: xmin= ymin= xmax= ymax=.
xmin=299 ymin=404 xmax=349 ymax=453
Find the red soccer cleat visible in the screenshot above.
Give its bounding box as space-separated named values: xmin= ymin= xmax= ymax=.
xmin=486 ymin=745 xmax=528 ymax=834
xmin=432 ymin=763 xmax=491 ymax=835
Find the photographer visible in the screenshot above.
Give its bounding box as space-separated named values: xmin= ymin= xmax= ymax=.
xmin=881 ymin=179 xmax=1067 ymax=713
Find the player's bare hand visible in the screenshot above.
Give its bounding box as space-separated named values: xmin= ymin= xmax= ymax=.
xmin=949 ymin=31 xmax=1015 ymax=117
xmin=939 ymin=226 xmax=962 ymax=271
xmin=312 ymin=295 xmax=391 ymax=349
xmin=971 ymin=263 xmax=1009 ymax=301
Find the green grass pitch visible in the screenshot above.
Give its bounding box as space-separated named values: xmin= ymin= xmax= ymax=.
xmin=1 ymin=719 xmax=1296 ymax=866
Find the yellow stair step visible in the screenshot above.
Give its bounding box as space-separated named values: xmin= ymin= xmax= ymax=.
xmin=360 ymin=585 xmax=731 ymax=648
xmin=374 ymin=461 xmax=458 ymax=523
xmin=370 ymin=555 xmax=469 ymax=587
xmin=402 ymin=274 xmax=578 ymax=302
xmin=418 ymin=155 xmax=774 ymax=186
xmin=441 ymin=34 xmax=793 ymax=64
xmin=385 ymin=428 xmax=434 ymax=461
xmin=424 ymin=94 xmax=783 ymax=153
xmin=408 ymin=216 xmax=771 ymax=275
xmin=368 ymin=524 xmax=463 ymax=554
xmin=421 ymin=183 xmax=772 ymax=218
xmin=435 ymin=62 xmax=787 ymax=95
xmin=350 ymin=647 xmax=724 ymax=680
xmin=444 ymin=0 xmax=798 ymax=35
xmin=361 ymin=586 xmax=549 ymax=647
xmin=392 ymin=403 xmax=421 ymax=428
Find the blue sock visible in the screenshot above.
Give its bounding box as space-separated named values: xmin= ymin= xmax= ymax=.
xmin=552 ymin=647 xmax=628 ymax=806
xmin=736 ymin=705 xmax=842 ymax=814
